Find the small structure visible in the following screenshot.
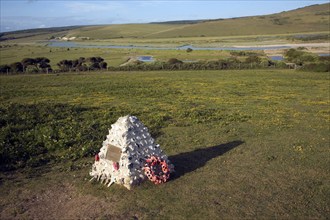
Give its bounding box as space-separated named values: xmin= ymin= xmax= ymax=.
xmin=285 ymin=62 xmax=297 ymax=69
xmin=90 ymin=115 xmax=174 ymax=190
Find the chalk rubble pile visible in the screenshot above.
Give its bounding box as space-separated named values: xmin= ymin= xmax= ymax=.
xmin=90 ymin=115 xmax=174 ymax=190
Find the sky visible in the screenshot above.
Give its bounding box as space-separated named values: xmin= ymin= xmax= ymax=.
xmin=0 ymin=0 xmax=329 ymax=32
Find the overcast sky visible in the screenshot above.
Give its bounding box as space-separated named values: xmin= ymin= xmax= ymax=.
xmin=0 ymin=0 xmax=328 ymax=32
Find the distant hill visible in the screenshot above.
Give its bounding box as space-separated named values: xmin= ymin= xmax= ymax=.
xmin=1 ymin=3 xmax=329 ymax=42
xmin=150 ymin=20 xmax=205 ymax=25
xmin=143 ymin=3 xmax=330 ymax=38
xmin=0 ymin=26 xmax=86 ymax=42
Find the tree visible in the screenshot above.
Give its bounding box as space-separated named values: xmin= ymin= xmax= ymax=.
xmin=21 ymin=58 xmax=36 ymax=72
xmin=285 ymin=48 xmax=317 ymax=65
xmin=95 ymin=57 xmax=104 ymax=63
xmin=99 ymin=61 xmax=108 ymax=69
xmin=86 ymin=57 xmax=106 ymax=70
xmin=245 ymin=55 xmax=261 ymax=64
xmin=167 ymin=58 xmax=183 ymax=65
xmin=71 ymin=59 xmax=79 ymax=68
xmin=89 ymin=62 xmax=101 ymax=70
xmin=0 ymin=65 xmax=11 ymax=74
xmin=87 ymin=57 xmax=97 ymax=63
xmin=35 ymin=57 xmax=50 ymax=64
xmin=57 ymin=59 xmax=71 ymax=72
xmin=285 ymin=49 xmax=304 ymax=62
xmin=39 ymin=62 xmax=52 ymax=73
xmin=77 ymin=64 xmax=88 ymax=71
xmin=167 ymin=58 xmax=183 ymax=70
xmin=9 ymin=62 xmax=23 ymax=73
xmin=78 ymin=57 xmax=86 ymax=64
xmin=35 ymin=57 xmax=51 ymax=72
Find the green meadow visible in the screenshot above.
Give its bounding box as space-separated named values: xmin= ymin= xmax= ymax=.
xmin=0 ymin=70 xmax=329 ymax=218
xmin=0 ymin=2 xmax=329 ymax=219
xmin=0 ymin=44 xmax=238 ymax=68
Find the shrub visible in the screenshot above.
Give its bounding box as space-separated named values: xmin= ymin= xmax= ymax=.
xmin=57 ymin=59 xmax=71 ymax=72
xmin=25 ymin=66 xmax=39 ymax=74
xmin=167 ymin=58 xmax=183 ymax=65
xmin=10 ymin=62 xmax=24 ymax=73
xmin=319 ymin=56 xmax=330 ymax=62
xmin=21 ymin=58 xmax=36 ymax=72
xmin=0 ymin=64 xmax=11 ymax=74
xmin=99 ymin=61 xmax=108 ymax=69
xmin=284 ymin=48 xmax=317 ymax=65
xmin=57 ymin=57 xmax=107 ymax=72
xmin=300 ymin=62 xmax=330 ymax=72
xmin=245 ymin=55 xmax=261 ymax=64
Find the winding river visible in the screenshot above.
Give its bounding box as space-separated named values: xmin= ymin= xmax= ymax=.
xmin=45 ymin=41 xmax=291 ymax=51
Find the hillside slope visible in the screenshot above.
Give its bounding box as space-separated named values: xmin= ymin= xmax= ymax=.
xmin=68 ymin=3 xmax=330 ymax=39
xmin=0 ymin=3 xmax=329 ymax=42
xmin=144 ymin=3 xmax=330 ymax=38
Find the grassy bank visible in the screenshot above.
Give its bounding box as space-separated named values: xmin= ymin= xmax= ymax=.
xmin=0 ymin=70 xmax=329 ymax=218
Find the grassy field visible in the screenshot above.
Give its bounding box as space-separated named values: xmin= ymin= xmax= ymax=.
xmin=142 ymin=3 xmax=330 ymax=39
xmin=0 ymin=69 xmax=329 ymax=219
xmin=1 ymin=3 xmax=328 ymax=71
xmin=0 ymin=44 xmax=240 ymax=68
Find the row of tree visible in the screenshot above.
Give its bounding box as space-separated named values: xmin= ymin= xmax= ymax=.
xmin=1 ymin=50 xmax=327 ymax=74
xmin=57 ymin=57 xmax=107 ymax=72
xmin=1 ymin=55 xmax=277 ymax=74
xmin=0 ymin=56 xmax=108 ymax=74
xmin=0 ymin=57 xmax=52 ymax=74
xmin=109 ymin=56 xmax=281 ymax=71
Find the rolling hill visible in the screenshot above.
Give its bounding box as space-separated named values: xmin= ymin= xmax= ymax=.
xmin=0 ymin=3 xmax=329 ymax=42
xmin=144 ymin=3 xmax=330 ymax=38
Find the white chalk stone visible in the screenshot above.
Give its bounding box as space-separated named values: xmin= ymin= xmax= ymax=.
xmin=90 ymin=115 xmax=174 ymax=190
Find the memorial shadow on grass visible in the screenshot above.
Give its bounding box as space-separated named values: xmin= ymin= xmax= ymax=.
xmin=169 ymin=140 xmax=244 ymax=180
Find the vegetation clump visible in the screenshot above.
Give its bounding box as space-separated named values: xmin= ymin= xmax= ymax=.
xmin=167 ymin=58 xmax=183 ymax=65
xmin=1 ymin=51 xmax=328 ymax=74
xmin=57 ymin=57 xmax=108 ymax=72
xmin=284 ymin=48 xmax=329 ymax=71
xmin=0 ymin=56 xmax=108 ymax=74
xmin=0 ymin=57 xmax=52 ymax=74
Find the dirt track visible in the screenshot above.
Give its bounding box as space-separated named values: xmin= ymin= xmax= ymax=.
xmin=0 ymin=168 xmax=134 ymax=220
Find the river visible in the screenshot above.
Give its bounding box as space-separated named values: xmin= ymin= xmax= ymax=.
xmin=45 ymin=41 xmax=292 ymax=51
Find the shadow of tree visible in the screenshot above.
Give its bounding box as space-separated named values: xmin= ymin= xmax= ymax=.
xmin=169 ymin=140 xmax=244 ymax=180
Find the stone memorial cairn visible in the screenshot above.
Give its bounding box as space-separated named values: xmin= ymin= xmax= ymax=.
xmin=90 ymin=115 xmax=174 ymax=190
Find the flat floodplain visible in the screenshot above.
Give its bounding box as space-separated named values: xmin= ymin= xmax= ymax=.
xmin=0 ymin=69 xmax=329 ymax=219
